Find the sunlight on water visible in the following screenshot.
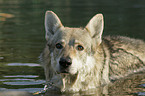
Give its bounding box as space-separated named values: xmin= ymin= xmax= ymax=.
xmin=138 ymin=92 xmax=145 ymax=95
xmin=0 ymin=63 xmax=44 ymax=93
xmin=0 ymin=88 xmax=43 ymax=93
xmin=3 ymin=75 xmax=39 ymax=78
xmin=1 ymin=74 xmax=44 ymax=86
xmin=3 ymin=80 xmax=45 ymax=85
xmin=7 ymin=63 xmax=41 ymax=67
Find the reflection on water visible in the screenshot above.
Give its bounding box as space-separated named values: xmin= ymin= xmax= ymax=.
xmin=0 ymin=0 xmax=145 ymax=95
xmin=7 ymin=63 xmax=41 ymax=67
xmin=0 ymin=63 xmax=44 ymax=93
xmin=0 ymin=13 xmax=14 ymax=21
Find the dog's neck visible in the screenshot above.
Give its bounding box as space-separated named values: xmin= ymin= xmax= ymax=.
xmin=48 ymin=67 xmax=102 ymax=92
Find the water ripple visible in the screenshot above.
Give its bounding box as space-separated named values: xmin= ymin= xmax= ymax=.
xmin=7 ymin=63 xmax=41 ymax=67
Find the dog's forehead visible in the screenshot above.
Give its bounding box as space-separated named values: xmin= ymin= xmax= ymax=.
xmin=61 ymin=27 xmax=92 ymax=44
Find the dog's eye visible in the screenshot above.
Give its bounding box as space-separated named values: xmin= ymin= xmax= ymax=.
xmin=56 ymin=43 xmax=63 ymax=49
xmin=77 ymin=45 xmax=84 ymax=51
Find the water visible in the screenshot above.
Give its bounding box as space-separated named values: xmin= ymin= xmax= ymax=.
xmin=0 ymin=0 xmax=145 ymax=95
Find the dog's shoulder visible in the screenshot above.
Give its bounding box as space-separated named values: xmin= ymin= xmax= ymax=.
xmin=102 ymin=35 xmax=145 ymax=80
xmin=103 ymin=35 xmax=145 ymax=52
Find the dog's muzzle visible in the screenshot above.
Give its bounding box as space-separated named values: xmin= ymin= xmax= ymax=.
xmin=59 ymin=57 xmax=72 ymax=73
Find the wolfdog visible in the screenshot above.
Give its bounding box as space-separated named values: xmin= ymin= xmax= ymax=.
xmin=40 ymin=11 xmax=145 ymax=92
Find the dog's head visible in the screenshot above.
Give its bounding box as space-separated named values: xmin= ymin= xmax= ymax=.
xmin=45 ymin=11 xmax=104 ymax=75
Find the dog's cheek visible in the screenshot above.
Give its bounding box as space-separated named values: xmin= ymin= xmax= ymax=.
xmin=52 ymin=49 xmax=64 ymax=72
xmin=50 ymin=53 xmax=56 ymax=68
xmin=56 ymin=56 xmax=61 ymax=72
xmin=50 ymin=52 xmax=59 ymax=72
xmin=78 ymin=53 xmax=88 ymax=64
xmin=73 ymin=55 xmax=85 ymax=68
xmin=70 ymin=58 xmax=82 ymax=74
xmin=69 ymin=50 xmax=88 ymax=74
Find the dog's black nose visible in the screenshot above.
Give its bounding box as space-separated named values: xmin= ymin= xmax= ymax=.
xmin=59 ymin=57 xmax=72 ymax=68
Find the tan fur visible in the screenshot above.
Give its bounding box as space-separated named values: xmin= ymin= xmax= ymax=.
xmin=40 ymin=11 xmax=145 ymax=92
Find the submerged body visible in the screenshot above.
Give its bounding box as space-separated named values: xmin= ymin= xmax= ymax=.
xmin=40 ymin=11 xmax=145 ymax=92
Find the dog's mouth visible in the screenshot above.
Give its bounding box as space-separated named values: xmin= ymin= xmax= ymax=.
xmin=57 ymin=67 xmax=70 ymax=75
xmin=56 ymin=69 xmax=78 ymax=76
xmin=56 ymin=65 xmax=78 ymax=75
xmin=60 ymin=70 xmax=69 ymax=74
xmin=60 ymin=68 xmax=70 ymax=74
xmin=57 ymin=70 xmax=70 ymax=75
xmin=56 ymin=70 xmax=68 ymax=74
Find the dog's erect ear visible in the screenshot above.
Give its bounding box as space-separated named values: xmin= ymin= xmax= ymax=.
xmin=45 ymin=11 xmax=63 ymax=40
xmin=85 ymin=14 xmax=104 ymax=46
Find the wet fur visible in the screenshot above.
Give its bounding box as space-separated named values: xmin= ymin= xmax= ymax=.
xmin=40 ymin=11 xmax=145 ymax=92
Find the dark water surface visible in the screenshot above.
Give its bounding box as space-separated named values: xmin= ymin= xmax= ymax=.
xmin=0 ymin=0 xmax=145 ymax=96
